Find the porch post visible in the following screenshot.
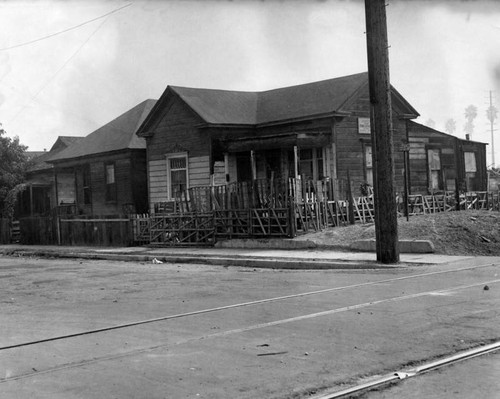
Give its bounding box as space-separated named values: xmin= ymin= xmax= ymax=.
xmin=53 ymin=168 xmax=61 ymax=246
xmin=293 ymin=146 xmax=299 ymax=179
xmin=224 ymin=153 xmax=230 ymax=183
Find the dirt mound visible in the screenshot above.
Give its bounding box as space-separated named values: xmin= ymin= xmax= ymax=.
xmin=300 ymin=210 xmax=500 ymax=256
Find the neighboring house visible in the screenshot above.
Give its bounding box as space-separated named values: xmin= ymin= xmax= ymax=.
xmin=136 ymin=72 xmax=421 ymax=211
xmin=16 ymin=136 xmax=84 ymax=217
xmin=48 ymin=99 xmax=156 ymax=216
xmin=407 ymin=121 xmax=487 ymax=193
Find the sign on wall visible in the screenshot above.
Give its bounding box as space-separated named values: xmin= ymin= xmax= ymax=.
xmin=358 ymin=117 xmax=371 ymax=134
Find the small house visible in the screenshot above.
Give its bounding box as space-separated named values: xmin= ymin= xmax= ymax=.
xmin=136 ymin=72 xmax=421 ymax=211
xmin=48 ymin=99 xmax=156 ymax=216
xmin=407 ymin=121 xmax=487 ymax=193
xmin=16 ymin=136 xmax=84 ymax=217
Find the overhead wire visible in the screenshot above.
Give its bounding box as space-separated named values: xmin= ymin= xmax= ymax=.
xmin=8 ymin=3 xmax=130 ymax=126
xmin=0 ymin=3 xmax=132 ymax=52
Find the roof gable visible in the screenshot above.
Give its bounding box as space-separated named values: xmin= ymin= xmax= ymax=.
xmin=28 ymin=136 xmax=85 ymax=172
xmin=137 ymin=72 xmax=420 ymax=135
xmin=49 ymin=99 xmax=156 ymax=163
xmin=409 ymin=121 xmax=486 ymax=145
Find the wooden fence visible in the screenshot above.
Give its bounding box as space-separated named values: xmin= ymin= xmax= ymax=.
xmin=10 ymin=176 xmax=500 ymax=247
xmin=59 ymin=216 xmax=133 ymax=247
xmin=17 ymin=215 xmax=134 ymax=247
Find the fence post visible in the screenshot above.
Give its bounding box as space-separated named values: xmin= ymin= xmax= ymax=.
xmin=347 ymin=170 xmax=355 ymax=224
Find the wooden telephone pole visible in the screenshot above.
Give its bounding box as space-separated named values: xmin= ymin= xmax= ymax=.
xmin=364 ymin=0 xmax=399 ymax=263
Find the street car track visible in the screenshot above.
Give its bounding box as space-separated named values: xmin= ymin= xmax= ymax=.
xmin=310 ymin=340 xmax=500 ymax=399
xmin=0 ymin=262 xmax=497 ymax=352
xmin=1 ymin=275 xmax=499 ymax=384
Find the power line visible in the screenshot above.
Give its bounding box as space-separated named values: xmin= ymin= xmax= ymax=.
xmin=0 ymin=3 xmax=132 ymax=52
xmin=9 ymin=14 xmax=111 ymax=125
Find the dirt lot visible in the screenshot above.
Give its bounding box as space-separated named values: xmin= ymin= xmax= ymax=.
xmin=301 ymin=210 xmax=500 ymax=256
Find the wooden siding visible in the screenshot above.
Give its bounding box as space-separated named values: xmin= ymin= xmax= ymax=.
xmin=335 ymin=90 xmax=408 ymax=196
xmin=146 ymin=95 xmax=209 ymax=162
xmin=408 ymin=122 xmax=487 ymax=194
xmin=148 ymin=159 xmax=168 ymax=205
xmin=408 ymin=137 xmax=429 ymax=193
xmin=189 ymin=155 xmax=210 ymax=187
xmin=148 ymin=155 xmax=210 ymax=209
xmin=58 ymin=151 xmax=147 ymax=216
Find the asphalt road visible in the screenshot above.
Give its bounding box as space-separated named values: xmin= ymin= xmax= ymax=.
xmin=1 ymin=256 xmax=499 ymax=398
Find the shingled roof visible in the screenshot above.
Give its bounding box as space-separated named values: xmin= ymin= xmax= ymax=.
xmin=139 ymin=72 xmax=419 ymax=135
xmin=49 ymin=99 xmax=156 ymax=163
xmin=28 ymin=136 xmax=85 ymax=172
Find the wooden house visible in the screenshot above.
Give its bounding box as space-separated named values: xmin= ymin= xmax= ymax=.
xmin=16 ymin=136 xmax=84 ymax=217
xmin=48 ymin=100 xmax=156 ymax=216
xmin=407 ymin=121 xmax=487 ymax=194
xmin=136 ymin=72 xmax=422 ymax=211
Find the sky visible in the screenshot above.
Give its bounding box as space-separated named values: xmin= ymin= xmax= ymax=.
xmin=1 ymin=0 xmax=500 ymax=165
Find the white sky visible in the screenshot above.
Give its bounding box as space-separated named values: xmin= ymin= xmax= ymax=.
xmin=1 ymin=0 xmax=500 ymax=165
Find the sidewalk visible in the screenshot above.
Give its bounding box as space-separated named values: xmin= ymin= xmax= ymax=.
xmin=0 ymin=243 xmax=471 ymax=269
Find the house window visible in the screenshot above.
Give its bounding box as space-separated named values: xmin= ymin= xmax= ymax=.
xmin=167 ymin=153 xmax=188 ymax=199
xmin=428 ymin=149 xmax=442 ymax=191
xmin=105 ymin=163 xmax=117 ymax=202
xmin=365 ymin=145 xmax=373 ymax=186
xmin=82 ymin=165 xmax=91 ymax=205
xmin=299 ymin=148 xmax=324 ymax=180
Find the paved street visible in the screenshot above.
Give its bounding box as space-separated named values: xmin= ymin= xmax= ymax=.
xmin=1 ymin=255 xmax=499 ymax=398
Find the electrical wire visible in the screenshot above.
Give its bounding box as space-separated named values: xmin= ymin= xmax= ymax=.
xmin=0 ymin=3 xmax=132 ymax=52
xmin=9 ymin=13 xmax=111 ymax=125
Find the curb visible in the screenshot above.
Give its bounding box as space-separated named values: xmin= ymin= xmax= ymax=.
xmin=0 ymin=248 xmax=401 ymax=270
xmin=350 ymin=239 xmax=435 ymax=254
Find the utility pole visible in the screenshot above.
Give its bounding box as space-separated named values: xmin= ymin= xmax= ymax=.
xmin=364 ymin=0 xmax=399 ymax=263
xmin=487 ymin=91 xmax=497 ymax=168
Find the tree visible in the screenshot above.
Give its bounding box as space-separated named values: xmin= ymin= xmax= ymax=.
xmin=464 ymin=104 xmax=478 ymax=138
xmin=425 ymin=118 xmax=436 ymax=129
xmin=487 ymin=104 xmax=498 ymax=123
xmin=0 ymin=125 xmax=30 ymax=217
xmin=445 ymin=118 xmax=456 ymax=135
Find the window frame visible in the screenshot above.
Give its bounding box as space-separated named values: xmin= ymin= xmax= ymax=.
xmin=427 ymin=148 xmax=442 ymax=191
xmin=298 ymin=147 xmax=325 ymax=181
xmin=105 ymin=162 xmax=117 ymax=203
xmin=82 ymin=165 xmax=92 ymax=205
xmin=166 ymin=152 xmax=189 ymax=200
xmin=364 ymin=144 xmax=373 ymax=186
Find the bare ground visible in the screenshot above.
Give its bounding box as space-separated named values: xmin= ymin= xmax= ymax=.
xmin=300 ymin=210 xmax=500 ymax=256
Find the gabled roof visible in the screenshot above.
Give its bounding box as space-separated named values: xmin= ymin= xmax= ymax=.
xmin=171 ymin=87 xmax=258 ymax=125
xmin=28 ymin=136 xmax=86 ymax=172
xmin=409 ymin=121 xmax=486 ymax=145
xmin=137 ymin=72 xmax=419 ymax=135
xmin=49 ymin=99 xmax=156 ymax=163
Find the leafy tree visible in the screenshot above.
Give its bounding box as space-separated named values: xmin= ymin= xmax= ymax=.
xmin=464 ymin=104 xmax=478 ymax=138
xmin=425 ymin=118 xmax=436 ymax=129
xmin=445 ymin=118 xmax=456 ymax=135
xmin=0 ymin=125 xmax=30 ymax=217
